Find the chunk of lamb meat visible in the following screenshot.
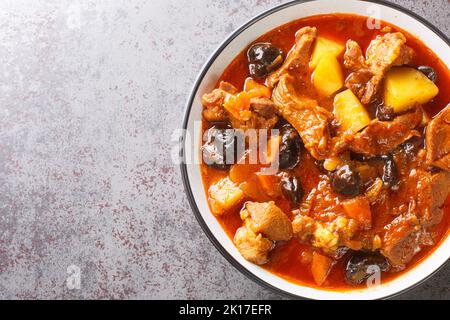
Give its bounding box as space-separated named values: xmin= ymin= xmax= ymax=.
xmin=341 ymin=105 xmax=423 ymax=157
xmin=426 ymin=104 xmax=450 ymax=171
xmin=201 ymin=81 xmax=238 ymax=122
xmin=381 ymin=214 xmax=424 ymax=271
xmin=292 ymin=214 xmax=362 ymax=254
xmin=234 ymin=201 xmax=293 ymax=265
xmin=273 ymin=74 xmax=332 ymax=160
xmin=429 ymin=171 xmax=450 ymax=225
xmin=344 ymin=33 xmax=414 ymax=104
xmin=202 ymin=82 xmax=279 ymax=129
xmin=292 ymin=179 xmax=362 ymax=254
xmin=229 ymin=97 xmax=279 ymax=130
xmin=381 ymin=170 xmax=450 ymax=270
xmin=234 ymin=226 xmax=274 ymax=265
xmin=266 ymin=26 xmax=317 ymax=88
xmin=241 ymin=201 xmax=293 ymax=241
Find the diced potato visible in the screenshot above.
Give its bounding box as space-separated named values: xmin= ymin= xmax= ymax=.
xmin=384 ymin=67 xmax=439 ymax=113
xmin=312 ymin=54 xmax=344 ymax=97
xmin=342 ymin=196 xmax=372 ymax=230
xmin=311 ymin=252 xmax=335 ymax=286
xmin=333 ymin=89 xmax=371 ymax=134
xmin=310 ymin=36 xmax=345 ymax=69
xmin=209 ymin=177 xmax=244 ymax=215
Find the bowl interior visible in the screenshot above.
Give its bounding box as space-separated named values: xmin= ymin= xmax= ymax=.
xmin=182 ymin=0 xmax=450 ymax=299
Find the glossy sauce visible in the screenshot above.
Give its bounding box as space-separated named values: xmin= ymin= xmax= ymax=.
xmin=201 ymin=14 xmax=450 ymax=290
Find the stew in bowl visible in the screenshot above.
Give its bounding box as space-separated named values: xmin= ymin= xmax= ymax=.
xmin=198 ymin=12 xmax=450 ymax=291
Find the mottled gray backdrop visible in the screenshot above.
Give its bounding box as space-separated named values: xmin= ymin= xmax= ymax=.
xmin=0 ymin=0 xmax=448 ymax=299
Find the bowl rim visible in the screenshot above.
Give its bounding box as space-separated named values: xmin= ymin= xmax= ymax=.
xmin=180 ymin=0 xmax=450 ymax=300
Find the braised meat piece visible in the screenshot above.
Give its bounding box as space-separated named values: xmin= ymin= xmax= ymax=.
xmin=250 ymin=97 xmax=278 ymax=118
xmin=241 ymin=201 xmax=293 ymax=241
xmin=202 ymin=81 xmax=279 ymax=129
xmin=234 ymin=201 xmax=293 ymax=265
xmin=429 ymin=171 xmax=450 ymax=225
xmin=229 ymin=97 xmax=279 ymax=130
xmin=366 ymin=32 xmax=414 ymax=69
xmin=426 ymin=104 xmax=450 ymax=171
xmin=292 ymin=178 xmax=363 ymax=254
xmin=273 ymin=74 xmax=332 ymax=160
xmin=381 ymin=216 xmax=424 ymax=270
xmin=202 ymin=90 xmax=228 ymax=122
xmin=342 ymin=106 xmax=423 ymax=157
xmin=266 ymin=26 xmax=317 ymax=88
xmin=344 ymin=40 xmax=367 ymax=72
xmin=234 ymin=226 xmax=274 ymax=265
xmin=380 ymin=170 xmax=450 ymax=269
xmin=201 ymin=81 xmax=238 ymax=122
xmin=344 ymin=33 xmax=414 ymax=104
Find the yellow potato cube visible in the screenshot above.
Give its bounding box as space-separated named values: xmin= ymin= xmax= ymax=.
xmin=333 ymin=89 xmax=371 ymax=134
xmin=384 ymin=67 xmax=439 ymax=113
xmin=310 ymin=36 xmax=345 ymax=69
xmin=312 ymin=54 xmax=344 ymax=97
xmin=209 ymin=177 xmax=244 ymax=215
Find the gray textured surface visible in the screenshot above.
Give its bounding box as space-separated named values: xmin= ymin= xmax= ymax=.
xmin=0 ymin=0 xmax=448 ymax=300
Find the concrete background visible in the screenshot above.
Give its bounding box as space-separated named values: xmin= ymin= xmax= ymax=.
xmin=0 ymin=0 xmax=448 ymax=300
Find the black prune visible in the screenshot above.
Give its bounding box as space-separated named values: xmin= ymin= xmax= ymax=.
xmin=417 ymin=65 xmax=437 ymax=83
xmin=280 ymin=175 xmax=304 ymax=206
xmin=381 ymin=155 xmax=399 ymax=189
xmin=278 ymin=124 xmax=302 ymax=170
xmin=345 ymin=251 xmax=390 ymax=285
xmin=247 ymin=43 xmax=283 ymax=78
xmin=202 ymin=126 xmax=239 ymax=170
xmin=330 ymin=165 xmax=361 ymax=196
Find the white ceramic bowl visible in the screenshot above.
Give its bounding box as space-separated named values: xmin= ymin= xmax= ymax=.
xmin=181 ymin=0 xmax=450 ymax=299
